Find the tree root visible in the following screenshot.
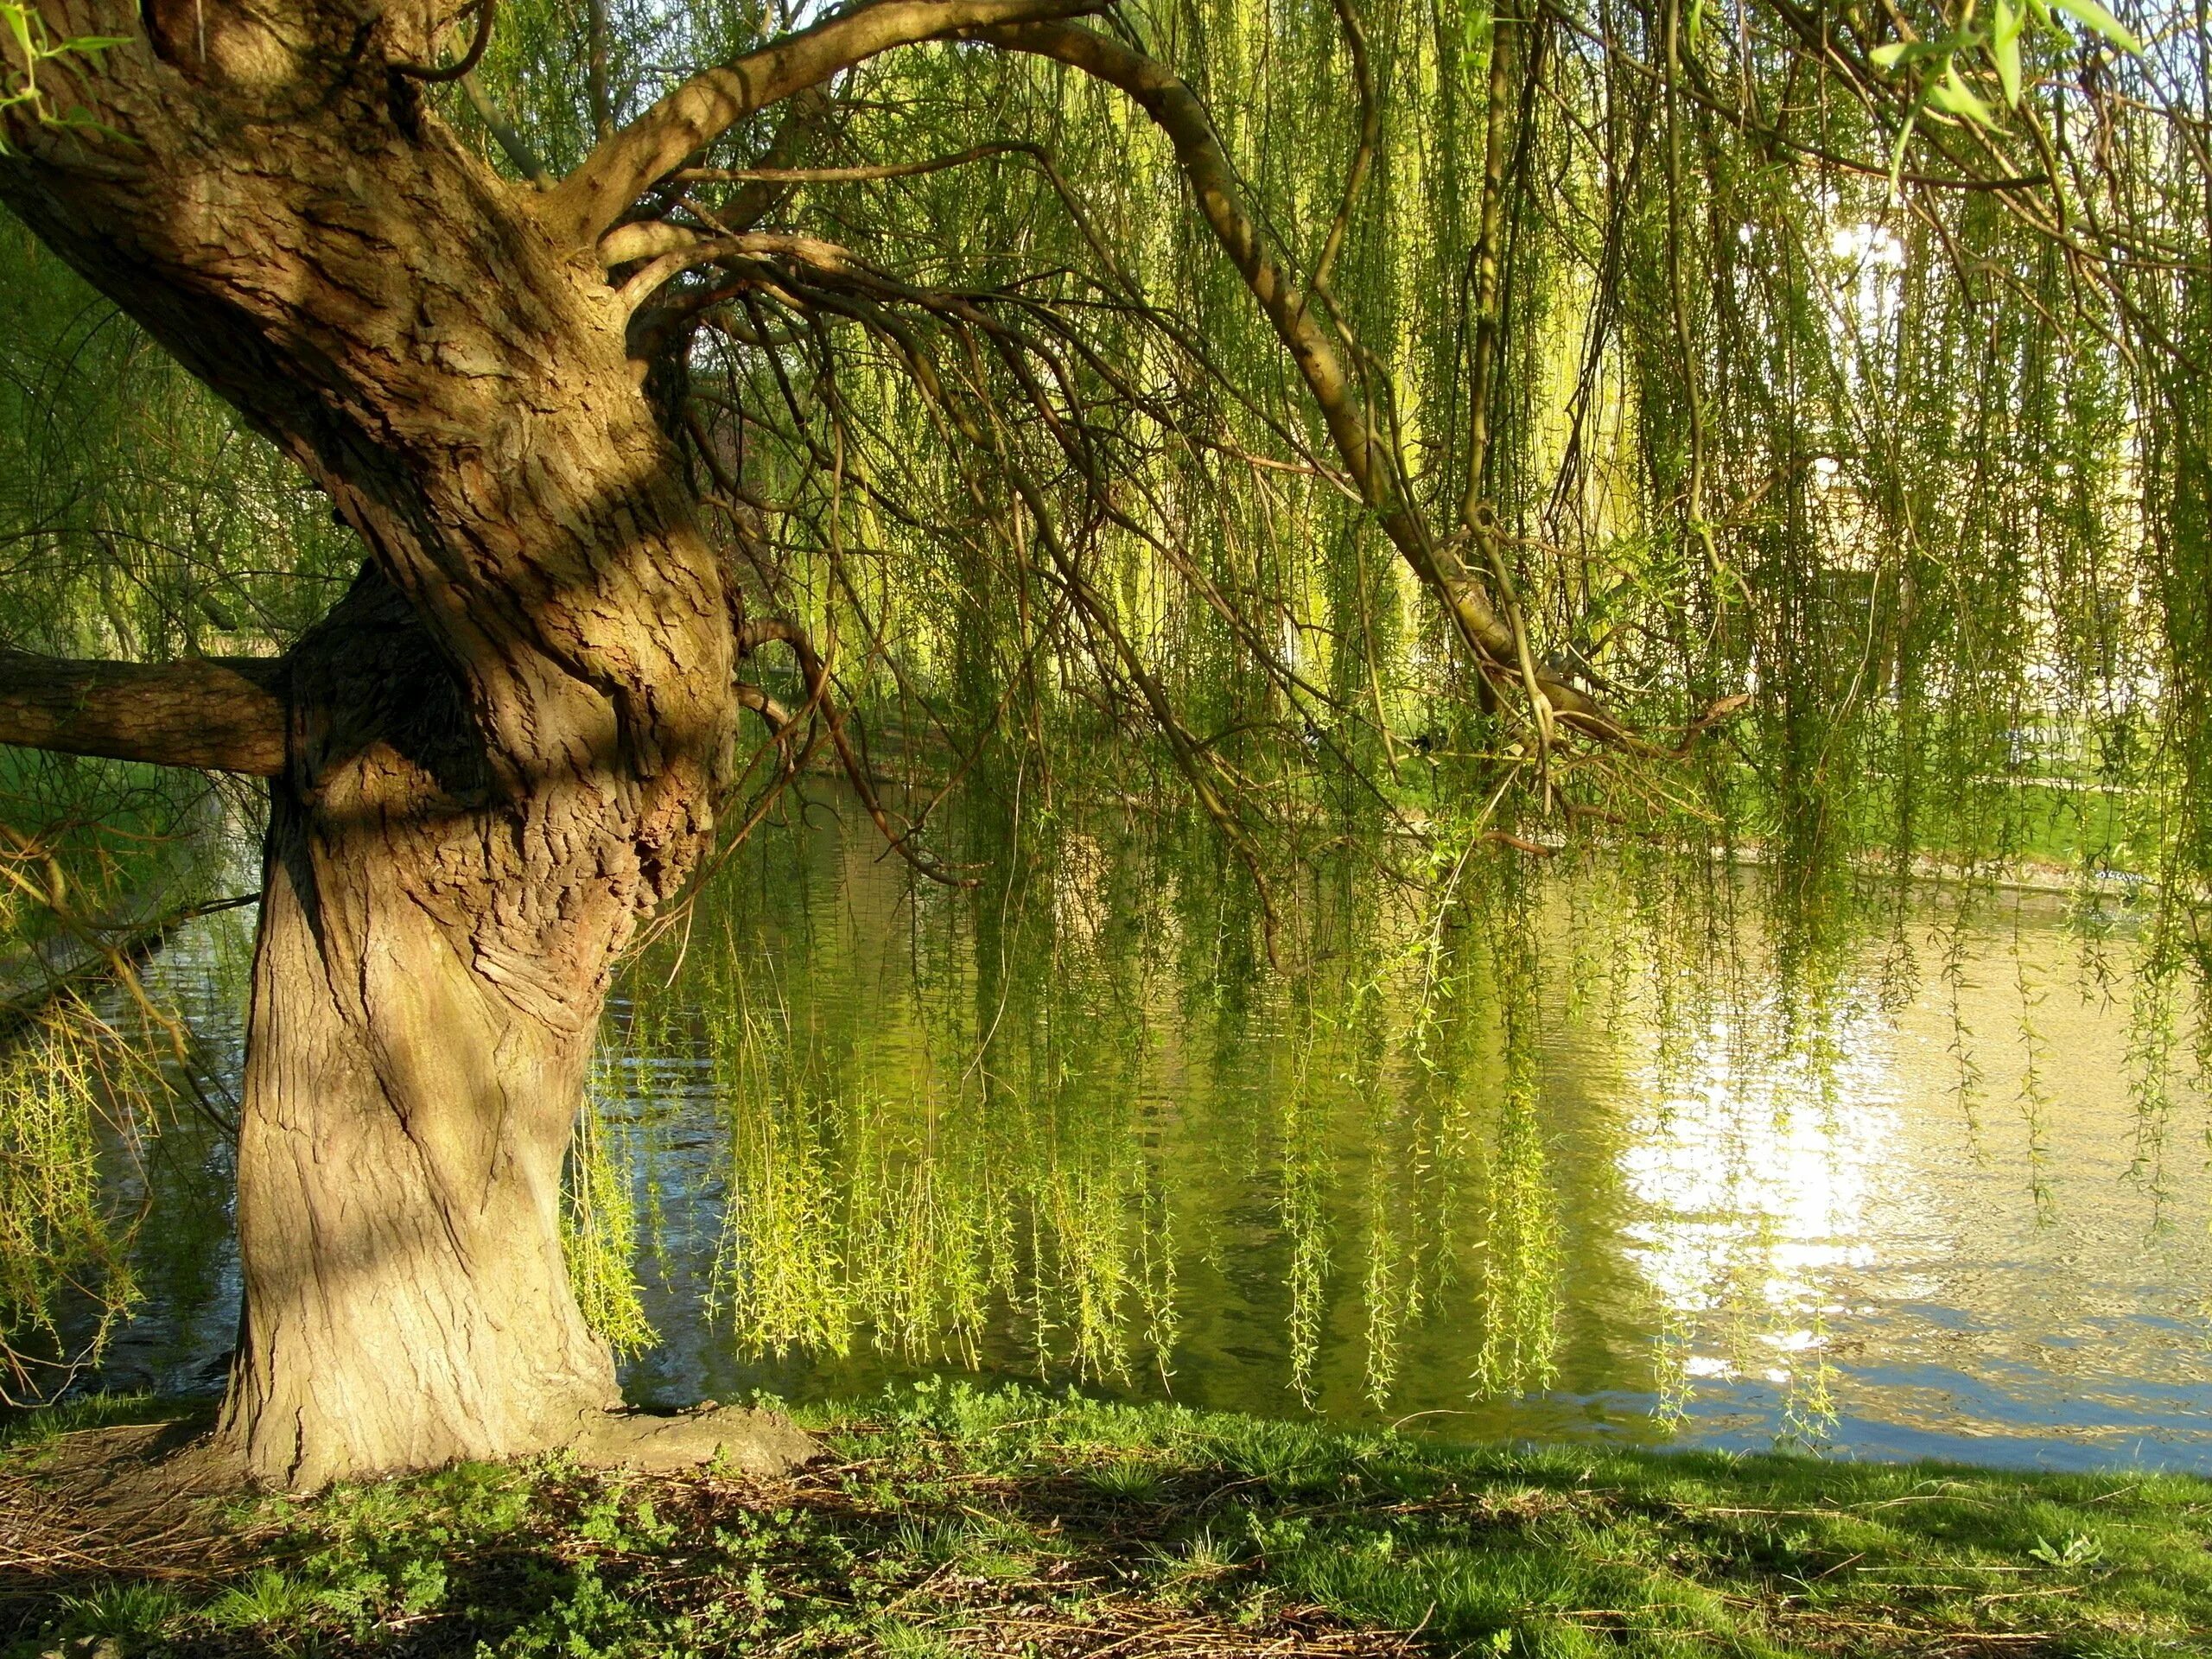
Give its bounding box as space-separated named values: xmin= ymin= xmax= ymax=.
xmin=570 ymin=1403 xmax=818 ymax=1477
xmin=2 ymin=1402 xmax=817 ymax=1567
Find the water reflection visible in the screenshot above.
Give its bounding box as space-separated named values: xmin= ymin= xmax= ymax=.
xmin=67 ymin=798 xmax=2212 ymax=1471
xmin=1626 ymin=1003 xmax=1901 ymax=1431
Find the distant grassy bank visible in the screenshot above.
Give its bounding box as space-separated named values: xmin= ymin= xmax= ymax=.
xmin=3 ymin=1384 xmax=2209 ymax=1657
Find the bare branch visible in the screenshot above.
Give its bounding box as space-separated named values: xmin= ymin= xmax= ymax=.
xmin=543 ymin=0 xmax=1099 ymax=250
xmin=0 ymin=652 xmax=288 ymax=776
xmin=738 ymin=616 xmax=977 ymax=887
xmin=462 ymin=72 xmax=554 ymax=187
xmin=675 ymin=141 xmax=1039 ymax=185
xmin=393 ymin=0 xmax=498 ymax=82
xmin=608 ymin=226 xmax=855 ymax=310
xmin=599 ymin=219 xmax=706 ymax=266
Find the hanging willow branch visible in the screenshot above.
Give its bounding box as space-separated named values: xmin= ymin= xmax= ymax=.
xmin=442 ymin=0 xmax=2209 ymax=912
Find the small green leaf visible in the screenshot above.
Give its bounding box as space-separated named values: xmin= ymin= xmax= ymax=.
xmin=1688 ymin=0 xmax=1707 ymax=51
xmin=1871 ymin=36 xmax=1955 ymax=71
xmin=1990 ymin=0 xmax=2024 ymax=104
xmin=1886 ymin=105 xmax=1921 ymax=200
xmin=1991 ymin=35 xmax=2021 ymax=104
xmin=3 ymin=6 xmax=36 ymax=61
xmin=1928 ymin=65 xmax=1999 ymax=127
xmin=2050 ymin=0 xmax=2141 ymax=52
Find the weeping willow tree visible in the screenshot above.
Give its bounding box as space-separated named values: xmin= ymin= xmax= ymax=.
xmin=0 ymin=0 xmax=2199 ymax=1485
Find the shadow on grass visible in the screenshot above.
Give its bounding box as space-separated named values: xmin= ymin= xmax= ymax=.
xmin=5 ymin=1384 xmax=2211 ymax=1657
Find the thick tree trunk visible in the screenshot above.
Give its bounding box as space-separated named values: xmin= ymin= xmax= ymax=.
xmin=220 ymin=814 xmax=617 ymax=1486
xmin=209 ymin=580 xmax=620 ymax=1486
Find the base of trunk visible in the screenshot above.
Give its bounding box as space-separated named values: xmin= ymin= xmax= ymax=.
xmin=210 ymin=574 xmax=766 ymax=1491
xmin=210 ymin=1402 xmax=818 ymax=1491
xmin=14 ymin=1405 xmax=818 ymax=1531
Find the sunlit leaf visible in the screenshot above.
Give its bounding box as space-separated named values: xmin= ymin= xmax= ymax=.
xmin=2050 ymin=0 xmax=2141 ymax=53
xmin=1991 ymin=0 xmax=2024 ymax=105
xmin=1928 ymin=66 xmax=1999 ymax=127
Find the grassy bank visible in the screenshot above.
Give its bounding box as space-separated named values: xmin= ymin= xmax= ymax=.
xmin=3 ymin=1383 xmax=2209 ymax=1657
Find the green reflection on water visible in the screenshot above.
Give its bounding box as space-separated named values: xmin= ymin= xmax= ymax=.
xmin=584 ymin=796 xmax=2209 ymax=1459
xmin=46 ymin=792 xmax=2209 ymax=1465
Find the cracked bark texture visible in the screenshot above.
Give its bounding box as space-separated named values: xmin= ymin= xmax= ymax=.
xmin=0 ymin=0 xmax=746 ymax=1484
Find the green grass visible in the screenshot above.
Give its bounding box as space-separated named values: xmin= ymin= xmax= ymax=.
xmin=0 ymin=1390 xmax=168 ymax=1453
xmin=3 ymin=1381 xmax=2209 ymax=1656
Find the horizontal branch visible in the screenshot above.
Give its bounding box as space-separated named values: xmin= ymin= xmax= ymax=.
xmin=542 ymin=0 xmax=1098 ymax=250
xmin=674 ymin=140 xmax=1039 ymax=186
xmin=0 ymin=652 xmax=288 ymax=776
xmin=607 ymin=226 xmax=855 ymax=311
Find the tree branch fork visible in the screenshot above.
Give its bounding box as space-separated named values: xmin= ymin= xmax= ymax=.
xmin=0 ymin=2 xmax=1728 ymax=803
xmin=590 ymin=7 xmax=1707 ymax=743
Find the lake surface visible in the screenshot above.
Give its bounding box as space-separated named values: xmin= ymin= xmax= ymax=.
xmin=79 ymin=794 xmax=2212 ymax=1471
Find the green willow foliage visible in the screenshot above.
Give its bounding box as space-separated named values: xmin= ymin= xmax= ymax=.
xmin=0 ymin=0 xmax=2208 ymax=1393
xmin=597 ymin=800 xmax=2002 ymax=1421
xmin=454 ymin=0 xmax=2206 ymax=971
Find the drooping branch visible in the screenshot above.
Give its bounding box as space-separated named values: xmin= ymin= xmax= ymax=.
xmin=542 ymin=0 xmax=1099 ymax=249
xmin=737 ymin=616 xmax=976 ymax=887
xmin=969 ymin=29 xmax=1506 ymax=655
xmin=392 ymin=0 xmax=499 ymax=82
xmin=675 ymin=140 xmax=1044 ymax=186
xmin=0 ymin=652 xmax=288 ymax=776
xmin=973 ymin=19 xmax=1644 ymax=742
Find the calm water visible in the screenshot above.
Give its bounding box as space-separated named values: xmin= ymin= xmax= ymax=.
xmin=79 ymin=797 xmax=2212 ymax=1471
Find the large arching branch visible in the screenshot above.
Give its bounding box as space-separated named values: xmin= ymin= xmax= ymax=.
xmin=542 ymin=0 xmax=1100 ymax=249
xmin=968 ymin=19 xmax=1641 ymax=741
xmin=0 ymin=652 xmax=288 ymax=776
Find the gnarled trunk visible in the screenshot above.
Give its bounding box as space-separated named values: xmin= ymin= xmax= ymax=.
xmin=0 ymin=0 xmax=1080 ymax=1489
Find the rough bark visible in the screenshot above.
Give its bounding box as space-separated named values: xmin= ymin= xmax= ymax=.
xmin=0 ymin=652 xmax=287 ymax=774
xmin=212 ymin=575 xmax=625 ymax=1484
